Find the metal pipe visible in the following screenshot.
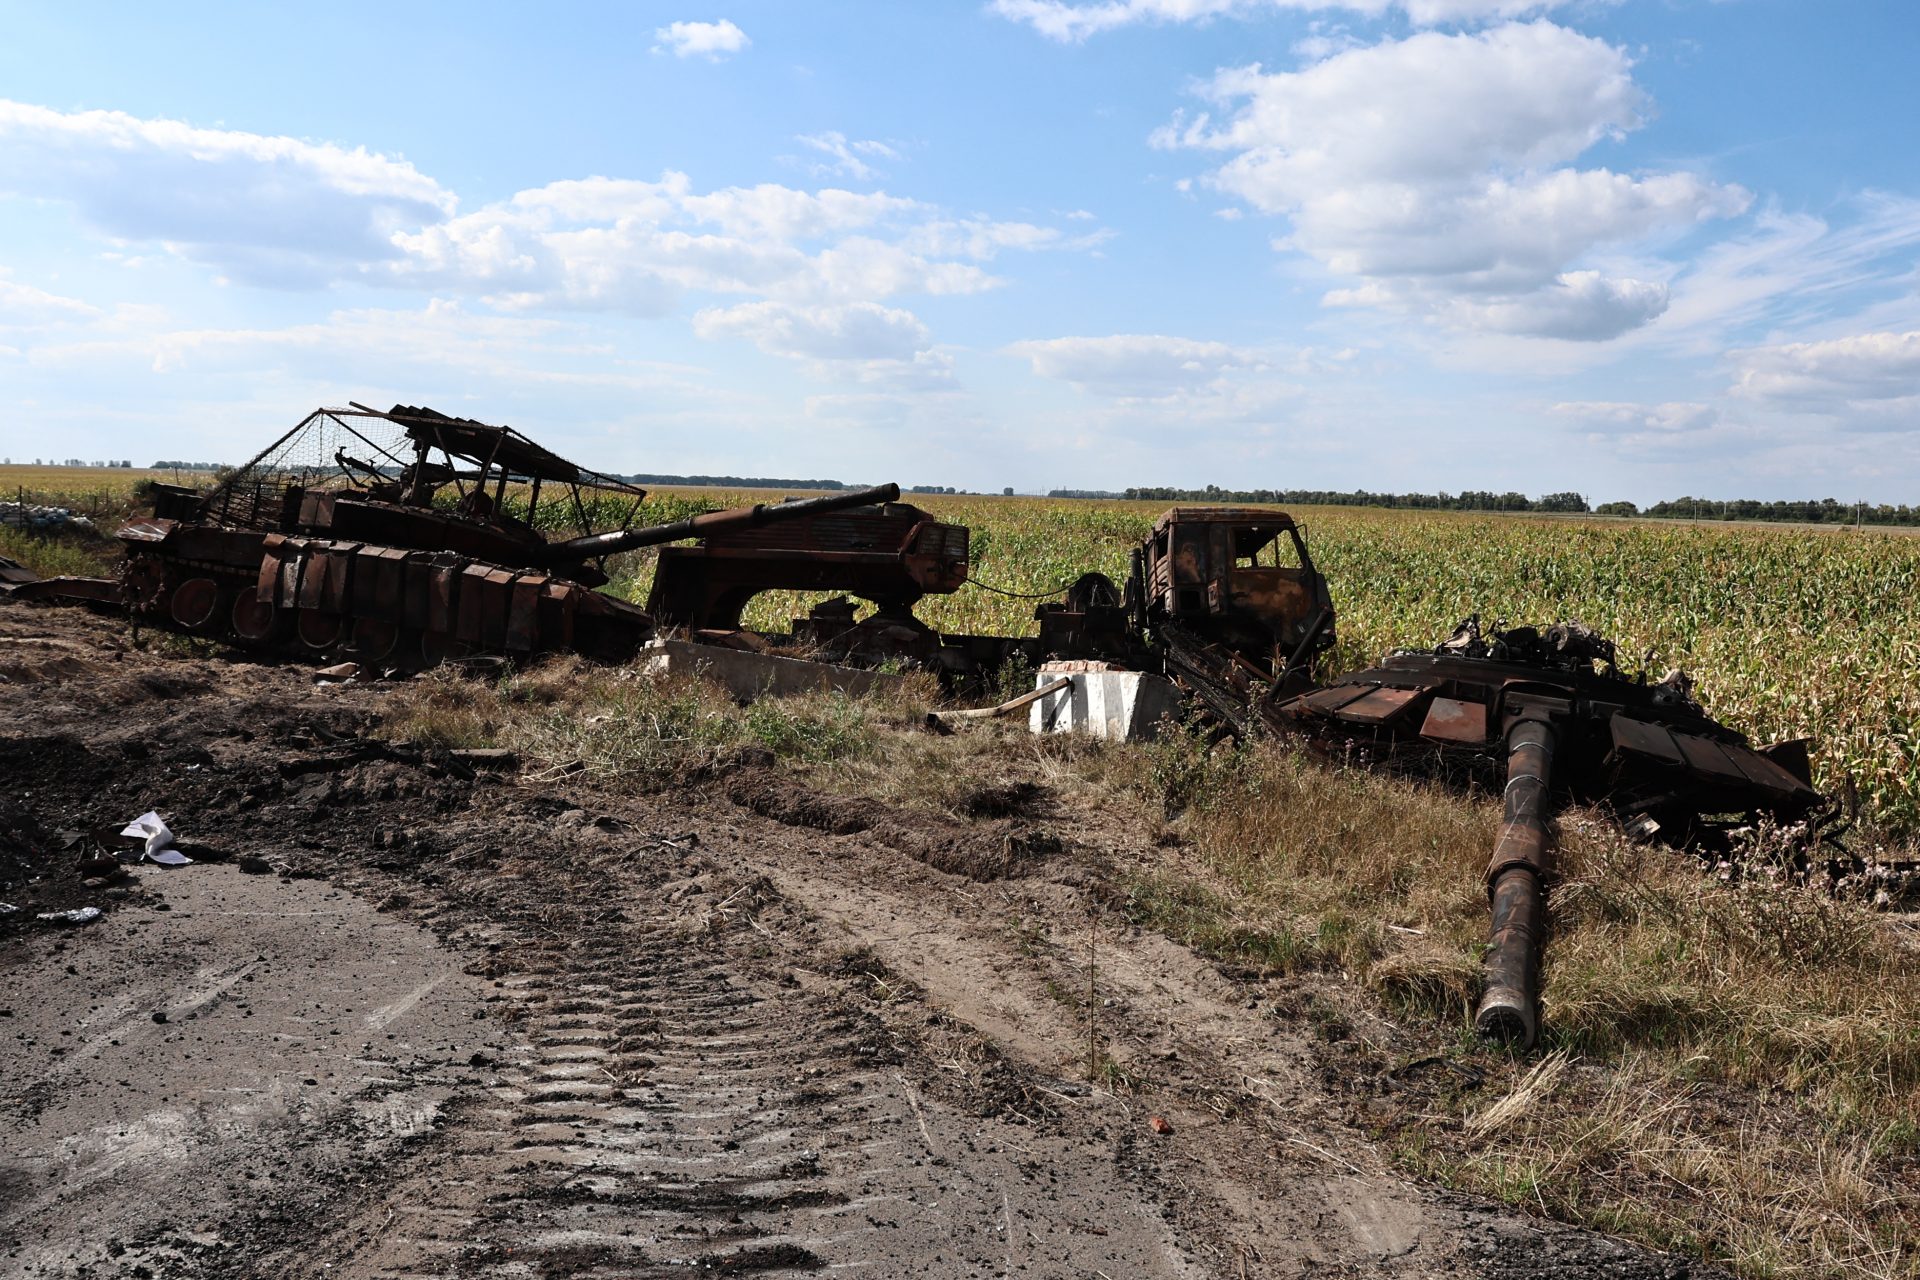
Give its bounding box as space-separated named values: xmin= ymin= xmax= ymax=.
xmin=930 ymin=676 xmax=1073 ymax=725
xmin=1476 ymin=714 xmax=1556 ymax=1047
xmin=535 ymin=483 xmax=901 ymax=564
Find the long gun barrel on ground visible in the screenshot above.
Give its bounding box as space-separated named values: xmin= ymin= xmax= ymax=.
xmin=1476 ymin=714 xmax=1557 ymax=1047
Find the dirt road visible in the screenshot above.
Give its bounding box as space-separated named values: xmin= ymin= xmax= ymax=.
xmin=0 ymin=603 xmax=1710 ymax=1278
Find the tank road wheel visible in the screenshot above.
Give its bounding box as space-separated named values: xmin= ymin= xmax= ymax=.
xmin=123 ymin=554 xmax=170 ymax=614
xmin=168 ymin=577 xmax=221 ymax=631
xmin=347 ymin=616 xmax=401 ymax=664
xmin=296 ymin=609 xmax=344 ymax=653
xmin=230 ymin=592 xmax=285 ymax=646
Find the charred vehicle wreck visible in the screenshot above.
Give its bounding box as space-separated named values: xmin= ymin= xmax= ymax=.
xmin=8 ymin=404 xmax=914 ymax=666
xmin=2 ymin=402 xmax=1840 ymax=1053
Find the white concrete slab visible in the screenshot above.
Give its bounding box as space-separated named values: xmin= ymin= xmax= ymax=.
xmin=1028 ymin=665 xmax=1182 ymax=741
xmin=641 ymin=638 xmax=903 ymax=702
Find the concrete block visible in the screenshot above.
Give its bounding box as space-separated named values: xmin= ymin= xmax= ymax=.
xmin=641 ymin=638 xmax=903 ymax=702
xmin=1029 ymin=664 xmax=1182 ymax=741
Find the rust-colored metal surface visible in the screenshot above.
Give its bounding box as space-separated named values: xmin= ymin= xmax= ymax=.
xmin=1420 ymin=696 xmax=1488 ymax=745
xmin=14 ymin=402 xmax=908 ymax=670
xmin=1268 ymin=616 xmax=1831 ymax=1048
xmin=644 ymin=501 xmax=970 ymax=639
xmin=1140 ymin=508 xmax=1335 ymax=678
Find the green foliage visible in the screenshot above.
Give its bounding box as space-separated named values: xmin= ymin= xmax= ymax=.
xmin=0 ymin=526 xmax=115 ymax=578
xmin=842 ymin=495 xmax=1920 ymax=834
xmin=744 ymin=693 xmax=875 ymax=762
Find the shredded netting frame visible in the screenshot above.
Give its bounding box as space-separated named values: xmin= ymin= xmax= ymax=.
xmin=201 ymin=407 xmax=644 ymax=531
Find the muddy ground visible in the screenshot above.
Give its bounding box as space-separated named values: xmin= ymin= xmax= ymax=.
xmin=1 ymin=602 xmax=1716 ymax=1279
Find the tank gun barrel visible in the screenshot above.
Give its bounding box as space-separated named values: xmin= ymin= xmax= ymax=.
xmin=1475 ymin=709 xmax=1558 ymax=1048
xmin=536 ymin=483 xmax=903 ymax=565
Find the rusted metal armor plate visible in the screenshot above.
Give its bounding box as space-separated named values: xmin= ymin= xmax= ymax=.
xmin=1421 ymin=696 xmax=1489 ymax=744
xmin=1609 ymin=714 xmax=1685 ymax=767
xmin=1332 ymin=685 xmax=1427 ymax=725
xmin=1295 ymin=684 xmax=1378 ymax=715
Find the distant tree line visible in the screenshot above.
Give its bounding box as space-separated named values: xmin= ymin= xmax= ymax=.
xmin=1051 ymin=485 xmax=1592 ymax=513
xmin=1046 ymin=487 xmax=1920 ymax=528
xmin=151 ymin=460 xmax=226 ymax=471
xmin=10 ymin=458 xmax=137 ymax=467
xmin=1625 ymin=496 xmax=1920 ymax=526
xmin=616 ymin=474 xmax=847 ymax=490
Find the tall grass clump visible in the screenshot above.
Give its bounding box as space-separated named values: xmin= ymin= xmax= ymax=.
xmin=1116 ymin=725 xmax=1920 ymax=1279
xmin=381 ymin=658 xmax=898 ymax=780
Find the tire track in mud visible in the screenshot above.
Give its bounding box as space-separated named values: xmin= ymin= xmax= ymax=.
xmin=328 ymin=823 xmax=1197 ymax=1280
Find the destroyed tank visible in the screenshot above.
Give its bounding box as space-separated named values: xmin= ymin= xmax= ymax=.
xmin=1275 ymin=617 xmax=1827 ymax=1048
xmin=68 ymin=404 xmax=902 ymax=666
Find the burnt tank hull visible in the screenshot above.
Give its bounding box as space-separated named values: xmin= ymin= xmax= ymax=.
xmin=30 ymin=403 xmax=903 ymax=669
xmin=116 ymin=517 xmax=654 ymax=666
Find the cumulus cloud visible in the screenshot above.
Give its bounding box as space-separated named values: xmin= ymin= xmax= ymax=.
xmin=695 ymin=300 xmax=954 ymax=387
xmin=0 ymin=98 xmax=452 ymax=287
xmin=796 ymin=132 xmax=900 ymax=181
xmin=1154 ymin=23 xmax=1748 ymax=339
xmin=389 ymin=174 xmax=1018 ymax=313
xmin=1442 ymin=271 xmax=1671 ymax=340
xmin=1730 ymin=330 xmax=1920 ymax=413
xmin=0 ymin=99 xmax=1101 ymax=322
xmin=652 ymin=19 xmax=750 ymax=60
xmin=694 ymin=300 xmax=928 ymax=361
xmin=1006 ymin=333 xmax=1270 ymax=397
xmin=991 ymin=0 xmax=1576 ymax=42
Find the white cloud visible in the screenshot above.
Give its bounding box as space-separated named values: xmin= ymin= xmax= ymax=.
xmin=0 ymin=274 xmax=99 ymax=322
xmin=0 ymin=98 xmax=452 ymax=287
xmin=1730 ymin=330 xmax=1920 ymax=415
xmin=1441 ymin=271 xmax=1671 ymax=340
xmin=796 ymin=132 xmax=900 ymax=181
xmin=1552 ymin=400 xmax=1718 ymax=434
xmin=694 ymin=300 xmax=955 ymax=387
xmin=1648 ymin=197 xmax=1920 ymax=352
xmin=991 ymin=0 xmax=1577 ymax=42
xmin=0 ymin=96 xmax=1096 ymax=319
xmin=1154 ymin=23 xmax=1748 ymax=339
xmin=694 ymin=300 xmax=928 ymax=361
xmin=1006 ymin=333 xmax=1270 ymax=396
xmin=652 ymin=19 xmax=750 ymax=60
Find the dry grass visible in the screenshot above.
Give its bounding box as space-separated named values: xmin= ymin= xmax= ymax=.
xmin=380 ymin=657 xmax=935 ymax=781
xmin=373 ymin=651 xmax=1920 ymax=1274
xmin=1099 ymin=730 xmax=1920 ymax=1279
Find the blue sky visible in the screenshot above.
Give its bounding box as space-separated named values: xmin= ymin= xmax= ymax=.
xmin=1 ymin=1 xmax=1916 ymax=503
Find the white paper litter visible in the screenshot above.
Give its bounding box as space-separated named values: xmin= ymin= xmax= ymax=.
xmin=120 ymin=811 xmax=192 ymax=865
xmin=37 ymin=906 xmax=102 ymax=926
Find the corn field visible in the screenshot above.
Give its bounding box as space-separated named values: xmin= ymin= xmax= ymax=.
xmin=628 ymin=490 xmax=1920 ymax=834
xmin=13 ymin=465 xmax=1918 ymax=832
